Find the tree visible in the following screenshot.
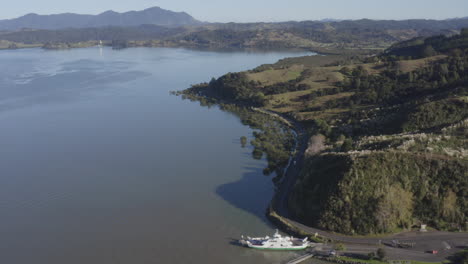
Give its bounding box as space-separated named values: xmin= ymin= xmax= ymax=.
xmin=341 ymin=138 xmax=354 ymax=152
xmin=240 ymin=136 xmax=247 ymax=148
xmin=439 ymin=63 xmax=449 ymax=75
xmin=340 ymin=66 xmax=352 ymax=75
xmin=252 ymin=148 xmax=263 ymax=160
xmin=354 ymin=78 xmax=361 ymax=89
xmin=375 ymin=185 xmax=414 ymax=233
xmin=421 ymin=45 xmax=436 ymax=58
xmin=407 ymin=71 xmax=414 ymax=82
xmin=252 ymin=92 xmax=266 ymax=106
xmin=209 ymin=77 xmax=217 ymax=86
xmin=335 ymin=243 xmax=346 ymax=251
xmin=314 ymin=119 xmax=331 ymax=136
xmin=441 ymin=76 xmax=448 ymax=86
xmin=337 ymin=134 xmax=346 ymax=143
xmin=461 ymin=28 xmax=468 ymax=37
xmin=452 ymin=71 xmax=460 ymax=81
xmin=377 ymin=247 xmax=387 ymax=261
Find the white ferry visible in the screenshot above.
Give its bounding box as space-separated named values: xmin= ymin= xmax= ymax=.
xmin=240 ymin=230 xmax=309 ymax=251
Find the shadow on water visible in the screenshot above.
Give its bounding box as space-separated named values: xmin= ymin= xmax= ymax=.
xmin=179 ymin=94 xmax=283 ymax=227
xmin=228 ymin=237 xmax=243 ymax=247
xmin=216 ymin=165 xmax=276 ymax=227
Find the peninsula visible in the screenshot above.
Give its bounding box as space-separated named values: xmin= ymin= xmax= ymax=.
xmin=180 ymin=30 xmax=468 ymax=263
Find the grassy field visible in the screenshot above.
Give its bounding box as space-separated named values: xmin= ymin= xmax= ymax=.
xmin=247 ymin=65 xmax=305 ymax=85
xmin=246 ymin=55 xmax=353 ymax=118
xmin=396 ymin=55 xmax=447 ymax=73
xmin=244 ymin=54 xmax=448 ymax=123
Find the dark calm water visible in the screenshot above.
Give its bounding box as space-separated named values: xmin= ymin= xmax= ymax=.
xmin=0 ymin=47 xmax=315 ymax=264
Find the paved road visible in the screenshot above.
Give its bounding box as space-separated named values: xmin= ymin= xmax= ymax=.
xmin=268 ymin=113 xmax=468 ymax=262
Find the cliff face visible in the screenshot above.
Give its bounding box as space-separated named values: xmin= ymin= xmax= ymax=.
xmin=289 ymin=140 xmax=468 ymax=235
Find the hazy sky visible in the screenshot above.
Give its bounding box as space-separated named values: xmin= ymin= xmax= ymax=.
xmin=1 ymin=0 xmax=467 ymax=22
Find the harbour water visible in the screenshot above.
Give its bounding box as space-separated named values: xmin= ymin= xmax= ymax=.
xmin=0 ymin=47 xmax=317 ymax=263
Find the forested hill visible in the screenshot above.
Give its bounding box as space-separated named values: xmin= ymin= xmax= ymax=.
xmin=385 ymin=28 xmax=468 ymax=58
xmin=182 ymin=31 xmax=468 ymax=235
xmin=2 ymin=17 xmax=468 ymax=52
xmin=0 ymin=7 xmax=200 ymax=31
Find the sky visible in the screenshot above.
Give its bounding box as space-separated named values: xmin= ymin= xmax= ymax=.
xmin=1 ymin=0 xmax=467 ymax=22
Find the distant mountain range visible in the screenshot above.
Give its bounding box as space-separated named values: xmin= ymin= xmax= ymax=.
xmin=1 ymin=7 xmax=468 ymax=53
xmin=0 ymin=7 xmax=201 ymax=30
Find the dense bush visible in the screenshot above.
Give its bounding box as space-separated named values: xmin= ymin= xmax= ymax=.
xmin=401 ymin=98 xmax=468 ymax=132
xmin=220 ymin=105 xmax=295 ymax=178
xmin=200 ymin=66 xmax=317 ymax=105
xmin=204 ymin=73 xmax=266 ymax=106
xmin=341 ymin=54 xmax=468 ymax=106
xmin=290 ymin=152 xmax=468 ymax=234
xmin=385 ymin=29 xmax=468 ymax=58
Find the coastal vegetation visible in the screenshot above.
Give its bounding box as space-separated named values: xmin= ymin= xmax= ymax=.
xmin=182 ymin=30 xmax=468 ymax=235
xmin=175 ymin=93 xmax=295 ymax=180
xmin=289 ymin=151 xmax=467 ymax=234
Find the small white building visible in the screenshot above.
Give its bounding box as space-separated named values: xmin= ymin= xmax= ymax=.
xmin=420 ymin=224 xmax=427 ymax=232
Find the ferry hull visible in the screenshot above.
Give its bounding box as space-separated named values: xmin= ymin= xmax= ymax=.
xmin=247 ymin=245 xmax=308 ymax=251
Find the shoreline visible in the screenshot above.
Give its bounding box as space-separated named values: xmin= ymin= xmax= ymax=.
xmin=178 ymin=51 xmax=468 ymax=263
xmin=0 ymin=40 xmax=374 ymax=55
xmin=201 ymin=81 xmax=467 ymax=264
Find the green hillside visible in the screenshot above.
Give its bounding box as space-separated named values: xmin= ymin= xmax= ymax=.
xmin=182 ymin=30 xmax=468 ymax=235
